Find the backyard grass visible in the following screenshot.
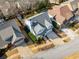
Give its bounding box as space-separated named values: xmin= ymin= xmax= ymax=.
xmin=28 ymin=32 xmax=37 ymax=43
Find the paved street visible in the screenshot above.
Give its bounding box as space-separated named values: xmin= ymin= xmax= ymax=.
xmin=32 ymin=29 xmax=79 ymax=59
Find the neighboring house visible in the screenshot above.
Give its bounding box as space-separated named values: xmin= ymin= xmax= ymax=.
xmin=48 ymin=5 xmax=73 ymax=25
xmin=60 ymin=5 xmax=73 ymax=20
xmin=48 ymin=6 xmax=65 ymax=25
xmin=25 ymin=12 xmax=58 ymax=40
xmin=0 ymin=19 xmax=25 ymax=49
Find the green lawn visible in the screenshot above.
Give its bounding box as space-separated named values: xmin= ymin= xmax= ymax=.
xmin=28 ymin=32 xmax=37 ymax=43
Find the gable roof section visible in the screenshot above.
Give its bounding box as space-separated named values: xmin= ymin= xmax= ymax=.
xmin=0 ymin=19 xmax=22 ymax=37
xmin=28 ymin=12 xmax=51 ymax=27
xmin=52 ymin=5 xmax=65 ymax=25
xmin=45 ymin=20 xmax=53 ymax=29
xmin=33 ymin=23 xmax=46 ymax=35
xmin=30 ymin=21 xmax=46 ymax=36
xmin=48 ymin=4 xmax=73 ymax=25
xmin=0 ymin=19 xmax=24 ymax=49
xmin=60 ymin=5 xmax=73 ymax=20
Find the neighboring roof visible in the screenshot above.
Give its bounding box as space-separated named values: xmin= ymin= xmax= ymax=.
xmin=60 ymin=5 xmax=73 ymax=20
xmin=48 ymin=4 xmax=73 ymax=25
xmin=48 ymin=5 xmax=65 ymax=25
xmin=45 ymin=20 xmax=53 ymax=29
xmin=0 ymin=19 xmax=24 ymax=49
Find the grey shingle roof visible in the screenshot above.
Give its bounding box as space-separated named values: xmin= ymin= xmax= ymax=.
xmin=27 ymin=12 xmax=54 ymax=37
xmin=29 ymin=12 xmax=51 ymax=27
xmin=0 ymin=19 xmax=24 ymax=49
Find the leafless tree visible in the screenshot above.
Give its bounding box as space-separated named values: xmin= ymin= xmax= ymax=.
xmin=0 ymin=0 xmax=49 ymax=18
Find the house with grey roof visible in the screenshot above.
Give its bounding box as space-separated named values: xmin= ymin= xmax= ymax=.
xmin=0 ymin=19 xmax=25 ymax=49
xmin=25 ymin=12 xmax=58 ymax=40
